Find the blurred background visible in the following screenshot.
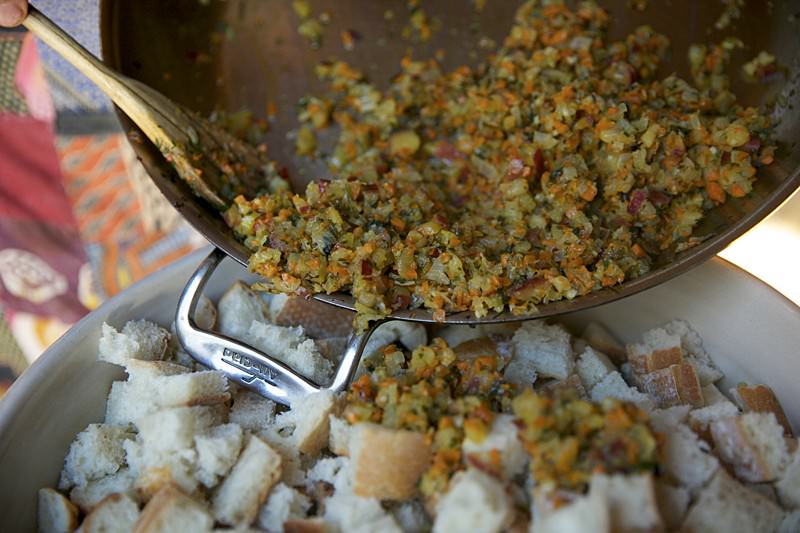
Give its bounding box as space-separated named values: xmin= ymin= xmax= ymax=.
xmin=0 ymin=0 xmax=797 ymax=395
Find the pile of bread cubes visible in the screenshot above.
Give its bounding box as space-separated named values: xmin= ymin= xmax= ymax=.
xmin=37 ymin=280 xmax=800 ymax=533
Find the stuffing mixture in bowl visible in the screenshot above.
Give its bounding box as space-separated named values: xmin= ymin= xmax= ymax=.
xmin=38 ymin=282 xmax=800 ymax=533
xmin=224 ymin=0 xmax=775 ymax=330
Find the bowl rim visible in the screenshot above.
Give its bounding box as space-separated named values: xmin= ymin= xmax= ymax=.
xmin=1 ymin=248 xmax=798 ymax=437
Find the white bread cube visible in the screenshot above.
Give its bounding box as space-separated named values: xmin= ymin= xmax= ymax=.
xmin=662 ymin=319 xmax=723 ymax=385
xmin=581 ymin=322 xmax=626 ymax=364
xmin=648 ymin=405 xmax=691 ymax=433
xmin=126 ymin=360 xmax=191 ymax=380
xmin=193 ymin=294 xmax=217 ymax=331
xmin=661 ymin=423 xmax=719 ymax=490
xmin=683 ymin=470 xmax=785 ymax=533
xmin=245 ymin=322 xmax=332 ymax=385
xmin=654 ymin=480 xmax=689 ymax=531
xmin=69 ymin=468 xmax=136 ymax=513
xmin=128 ymin=406 xmax=226 ymax=499
xmin=350 ymin=423 xmax=432 ymax=501
xmin=432 ymin=469 xmax=514 ymax=533
xmin=306 ymin=456 xmax=350 ymax=490
xmin=323 ymin=488 xmax=402 ymax=533
xmin=99 ymin=320 xmax=169 ymax=365
xmin=156 ymin=371 xmax=230 ymax=408
xmin=229 ymin=389 xmax=277 ymax=432
xmin=59 ymin=424 xmax=133 ymax=489
xmin=462 ymin=414 xmax=527 ymax=480
xmin=273 ymin=390 xmax=335 ymax=456
xmin=106 ymin=362 xmax=228 ymax=427
xmin=730 ymin=384 xmax=793 ymax=437
xmin=137 ymin=405 xmax=226 ymax=457
xmin=133 ymin=484 xmax=213 ymax=533
xmin=575 ymin=347 xmax=616 ymax=391
xmin=195 ymin=424 xmax=244 ymax=488
xmin=329 ymin=415 xmax=352 ymax=456
xmin=710 ymin=412 xmax=791 ymax=482
xmin=212 ymin=435 xmax=283 ymax=527
xmin=217 ymin=281 xmax=271 ymax=339
xmin=589 ymin=371 xmax=654 ymax=411
xmin=82 ymin=493 xmax=140 ymax=533
xmin=508 ymin=321 xmax=573 ymax=382
xmin=38 ymin=488 xmax=78 ymax=533
xmin=689 ymin=399 xmax=739 ymax=439
xmin=257 ymin=429 xmax=306 ymax=488
xmin=307 ymin=456 xmax=402 ymax=532
xmin=393 ymin=501 xmax=431 ymax=533
xmin=257 ymin=483 xmax=311 ymax=533
xmin=779 ymin=510 xmax=800 ymax=533
xmin=626 ymin=327 xmax=683 ymax=375
xmin=535 ymin=489 xmax=609 ymax=533
xmin=589 ymin=473 xmax=662 ymax=532
xmin=776 ymin=446 xmax=800 ymax=509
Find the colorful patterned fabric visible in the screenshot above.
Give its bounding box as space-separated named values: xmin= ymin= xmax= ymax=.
xmin=0 ymin=9 xmax=205 ymax=395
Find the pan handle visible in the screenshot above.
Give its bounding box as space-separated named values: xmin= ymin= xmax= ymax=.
xmin=175 ymin=248 xmax=383 ymax=406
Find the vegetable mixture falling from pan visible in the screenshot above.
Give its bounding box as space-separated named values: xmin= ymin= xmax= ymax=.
xmin=224 ymin=1 xmax=775 ymax=331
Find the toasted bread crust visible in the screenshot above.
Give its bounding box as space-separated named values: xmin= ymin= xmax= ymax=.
xmin=274 ymin=296 xmax=353 ymax=339
xmin=733 ymin=385 xmax=793 ymax=437
xmin=351 ymin=424 xmax=432 ymax=501
xmin=641 ymin=363 xmax=703 ymax=408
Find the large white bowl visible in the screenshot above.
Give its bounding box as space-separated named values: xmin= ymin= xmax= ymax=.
xmin=0 ymin=248 xmax=798 ymax=530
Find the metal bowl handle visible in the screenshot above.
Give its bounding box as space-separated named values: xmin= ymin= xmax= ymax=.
xmin=175 ymin=248 xmax=384 ymax=406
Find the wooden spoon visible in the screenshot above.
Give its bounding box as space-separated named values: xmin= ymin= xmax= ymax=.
xmin=22 ymin=6 xmax=286 ymax=210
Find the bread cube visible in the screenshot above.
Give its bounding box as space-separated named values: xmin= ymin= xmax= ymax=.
xmin=462 ymin=414 xmax=527 ymax=480
xmin=99 ymin=320 xmax=170 ymax=366
xmin=626 ymin=327 xmax=683 ymax=375
xmin=711 ymin=412 xmax=792 ymax=483
xmin=683 ymin=470 xmax=785 ymax=533
xmin=59 ymin=424 xmax=134 ymax=489
xmin=432 ymin=469 xmax=514 ymax=533
xmin=581 ymin=322 xmax=626 ymax=364
xmin=575 ymin=346 xmax=616 ymax=390
xmin=69 ymin=468 xmax=136 ymax=513
xmin=731 ymin=384 xmax=793 ymax=437
xmin=640 ymin=363 xmax=704 ymax=408
xmin=38 ymin=488 xmax=78 ymax=533
xmin=589 ymin=371 xmax=654 ymax=411
xmin=229 ymin=389 xmax=277 ymax=433
xmin=661 ymin=424 xmax=719 ymax=490
xmin=212 ymin=435 xmax=283 ymax=527
xmin=654 ymin=480 xmax=689 ymax=531
xmin=245 ymin=322 xmax=332 ymax=385
xmin=273 ymin=295 xmax=355 ymax=339
xmin=590 ymin=473 xmax=662 ymax=532
xmin=350 ymin=423 xmax=431 ymax=501
xmin=662 ymin=319 xmax=723 ymax=385
xmin=508 ymin=320 xmax=573 ymax=383
xmin=195 ymin=424 xmax=244 ymax=488
xmin=217 ymin=281 xmax=271 ymax=339
xmin=133 ymin=484 xmax=213 ymax=533
xmin=776 ymin=446 xmax=800 ymax=509
xmin=82 ymin=493 xmax=140 ymax=533
xmin=257 ymin=483 xmax=311 ymax=533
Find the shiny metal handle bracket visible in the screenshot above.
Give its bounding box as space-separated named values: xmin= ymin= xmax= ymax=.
xmin=175 ymin=249 xmax=383 ymax=406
